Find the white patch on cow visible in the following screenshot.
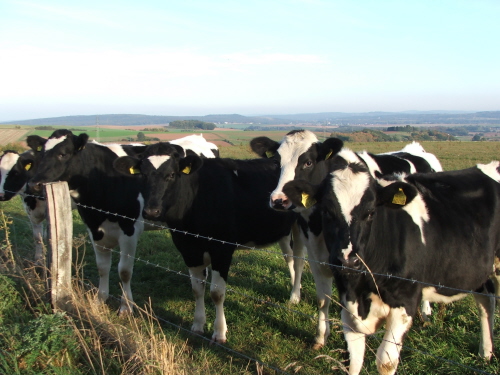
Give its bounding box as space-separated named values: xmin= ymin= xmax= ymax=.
xmin=44 ymin=135 xmax=67 ymax=151
xmin=233 ymin=170 xmax=238 ymax=176
xmin=356 ymin=151 xmax=382 ymax=178
xmin=478 ymin=161 xmax=500 ymax=182
xmin=344 ymin=293 xmax=390 ymax=335
xmin=401 ymin=186 xmax=429 ymax=245
xmin=91 ymin=141 xmax=129 ymax=157
xmin=331 ymin=164 xmax=371 ymax=225
xmin=272 ymin=130 xmax=319 ymax=197
xmin=330 ymin=164 xmax=370 ymax=259
xmin=406 ymin=160 xmax=417 ymax=174
xmin=170 ymin=134 xmax=218 ymax=158
xmin=148 ymin=155 xmax=171 ymax=169
xmin=0 ymin=152 xmax=20 ymax=194
xmin=422 ymin=287 xmax=468 ymax=303
xmin=382 ymin=176 xmax=430 ymax=244
xmin=342 ymin=243 xmax=353 ymax=260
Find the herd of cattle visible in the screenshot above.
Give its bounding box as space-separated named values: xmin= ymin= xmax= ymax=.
xmin=0 ymin=129 xmax=499 ymax=375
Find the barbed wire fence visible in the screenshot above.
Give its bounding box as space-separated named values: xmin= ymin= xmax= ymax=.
xmin=2 ymin=185 xmax=499 ymax=375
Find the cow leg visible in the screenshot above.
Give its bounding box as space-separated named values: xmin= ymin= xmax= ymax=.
xmin=473 ymin=285 xmax=495 ymax=359
xmin=420 ymin=300 xmax=432 ymax=321
xmin=376 ymin=307 xmax=412 ymax=375
xmin=306 ymin=235 xmax=333 ymax=348
xmin=210 ymin=270 xmax=227 ymax=343
xmin=91 ymin=237 xmax=112 ymax=304
xmin=341 ymin=309 xmax=366 ymax=375
xmin=279 ymin=223 xmax=305 ymax=304
xmin=117 ymin=234 xmax=140 ymax=315
xmin=189 ymin=265 xmax=208 ymax=335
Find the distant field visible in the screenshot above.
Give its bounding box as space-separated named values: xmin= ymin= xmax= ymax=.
xmin=1 ymin=125 xmax=499 ymax=171
xmin=0 ymin=129 xmax=29 ymax=145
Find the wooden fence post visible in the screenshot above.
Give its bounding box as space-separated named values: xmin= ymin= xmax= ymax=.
xmin=45 ymin=181 xmax=73 ymax=311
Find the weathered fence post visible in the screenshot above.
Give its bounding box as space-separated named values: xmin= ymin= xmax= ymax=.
xmin=45 ymin=181 xmax=73 ymax=311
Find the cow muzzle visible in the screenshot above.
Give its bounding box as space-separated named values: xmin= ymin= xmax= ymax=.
xmin=28 ymin=181 xmax=43 ymax=193
xmin=270 ymin=192 xmax=292 ymax=210
xmin=143 ymin=207 xmax=162 ymax=219
xmin=338 ymin=255 xmax=363 ymax=275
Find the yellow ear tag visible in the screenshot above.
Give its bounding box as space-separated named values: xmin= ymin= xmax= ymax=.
xmin=325 ymin=149 xmax=333 ymax=160
xmin=182 ymin=165 xmax=191 ymax=174
xmin=301 ymin=192 xmax=317 ymax=208
xmin=36 ymin=146 xmax=42 ymax=152
xmin=129 ymin=167 xmax=140 ymax=175
xmin=24 ymin=163 xmax=32 ymax=171
xmin=265 ymin=151 xmax=274 ymax=158
xmin=392 ymin=188 xmax=407 ymax=205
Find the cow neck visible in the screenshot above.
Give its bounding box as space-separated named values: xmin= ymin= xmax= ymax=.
xmin=65 ymin=143 xmax=118 ymax=195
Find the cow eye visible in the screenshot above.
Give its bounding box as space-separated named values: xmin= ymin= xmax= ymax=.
xmin=58 ymin=153 xmax=66 ymax=160
xmin=304 ymin=160 xmax=313 ymax=168
xmin=166 ymin=172 xmax=175 ymax=180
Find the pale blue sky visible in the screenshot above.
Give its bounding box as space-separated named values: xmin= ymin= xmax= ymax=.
xmin=1 ymin=0 xmax=499 ymax=121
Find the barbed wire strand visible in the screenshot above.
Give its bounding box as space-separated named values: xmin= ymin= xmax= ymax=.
xmin=5 ymin=192 xmax=499 ymax=374
xmin=8 ymin=214 xmax=498 ymax=375
xmin=11 ymin=190 xmax=500 ymax=301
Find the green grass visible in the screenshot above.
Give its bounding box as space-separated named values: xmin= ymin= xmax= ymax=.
xmin=1 ymin=140 xmax=500 ymax=374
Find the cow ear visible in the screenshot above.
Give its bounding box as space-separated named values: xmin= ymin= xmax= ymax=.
xmin=318 ymin=138 xmax=343 ymax=161
xmin=114 ymin=156 xmax=142 ymax=176
xmin=75 ymin=133 xmax=89 ymax=151
xmin=178 ymin=154 xmax=203 ymax=175
xmin=171 ymin=144 xmax=186 ymax=158
xmin=283 ymin=180 xmax=320 ymax=209
xmin=377 ymin=182 xmax=418 ymax=208
xmin=19 ymin=152 xmax=35 ymax=172
xmin=250 ymin=137 xmax=280 ymax=158
xmin=26 ymin=135 xmax=47 ymax=152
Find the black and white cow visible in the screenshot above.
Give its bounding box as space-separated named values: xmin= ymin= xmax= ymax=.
xmin=0 ymin=149 xmax=47 ymax=261
xmin=283 ymin=155 xmax=500 ymax=375
xmin=113 ymin=142 xmax=303 ymax=343
xmin=27 ymin=130 xmax=219 ymax=314
xmin=170 ymin=133 xmax=220 ymax=158
xmin=250 ymin=130 xmax=443 ymax=347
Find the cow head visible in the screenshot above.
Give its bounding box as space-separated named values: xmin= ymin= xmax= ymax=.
xmin=283 ymin=157 xmax=419 ymax=276
xmin=114 ymin=142 xmax=203 ymax=219
xmin=27 ymin=130 xmax=89 ymax=193
xmin=0 ymin=150 xmax=36 ymax=201
xmin=250 ymin=130 xmax=343 ymax=211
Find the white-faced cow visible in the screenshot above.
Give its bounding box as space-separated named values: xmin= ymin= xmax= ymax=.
xmin=0 ymin=149 xmax=49 ymax=261
xmin=27 ymin=130 xmax=218 ymax=314
xmin=113 ymin=142 xmax=303 ymax=343
xmin=250 ymin=130 xmax=443 ymax=347
xmin=283 ymin=155 xmax=500 ymax=375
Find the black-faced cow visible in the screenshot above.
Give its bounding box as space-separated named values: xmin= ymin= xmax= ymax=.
xmin=283 ymin=156 xmax=500 ymax=375
xmin=0 ymin=149 xmax=48 ymax=261
xmin=113 ymin=142 xmax=303 ymax=343
xmin=27 ymin=130 xmax=218 ymax=314
xmin=250 ymin=130 xmax=443 ymax=346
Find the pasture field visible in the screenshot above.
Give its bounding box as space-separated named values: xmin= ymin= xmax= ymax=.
xmin=0 ymin=140 xmax=499 ymax=374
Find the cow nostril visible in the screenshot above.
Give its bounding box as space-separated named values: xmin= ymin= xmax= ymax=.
xmin=29 ymin=182 xmax=42 ymax=192
xmin=144 ymin=208 xmax=161 ymax=218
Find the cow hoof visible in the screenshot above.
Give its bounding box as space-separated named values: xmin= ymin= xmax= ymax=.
xmin=289 ymin=294 xmax=301 ymax=304
xmin=210 ymin=337 xmax=227 ymax=345
xmin=312 ymin=343 xmax=324 ymax=350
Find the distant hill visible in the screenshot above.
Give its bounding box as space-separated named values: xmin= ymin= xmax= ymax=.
xmin=2 ymin=111 xmax=500 ymax=126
